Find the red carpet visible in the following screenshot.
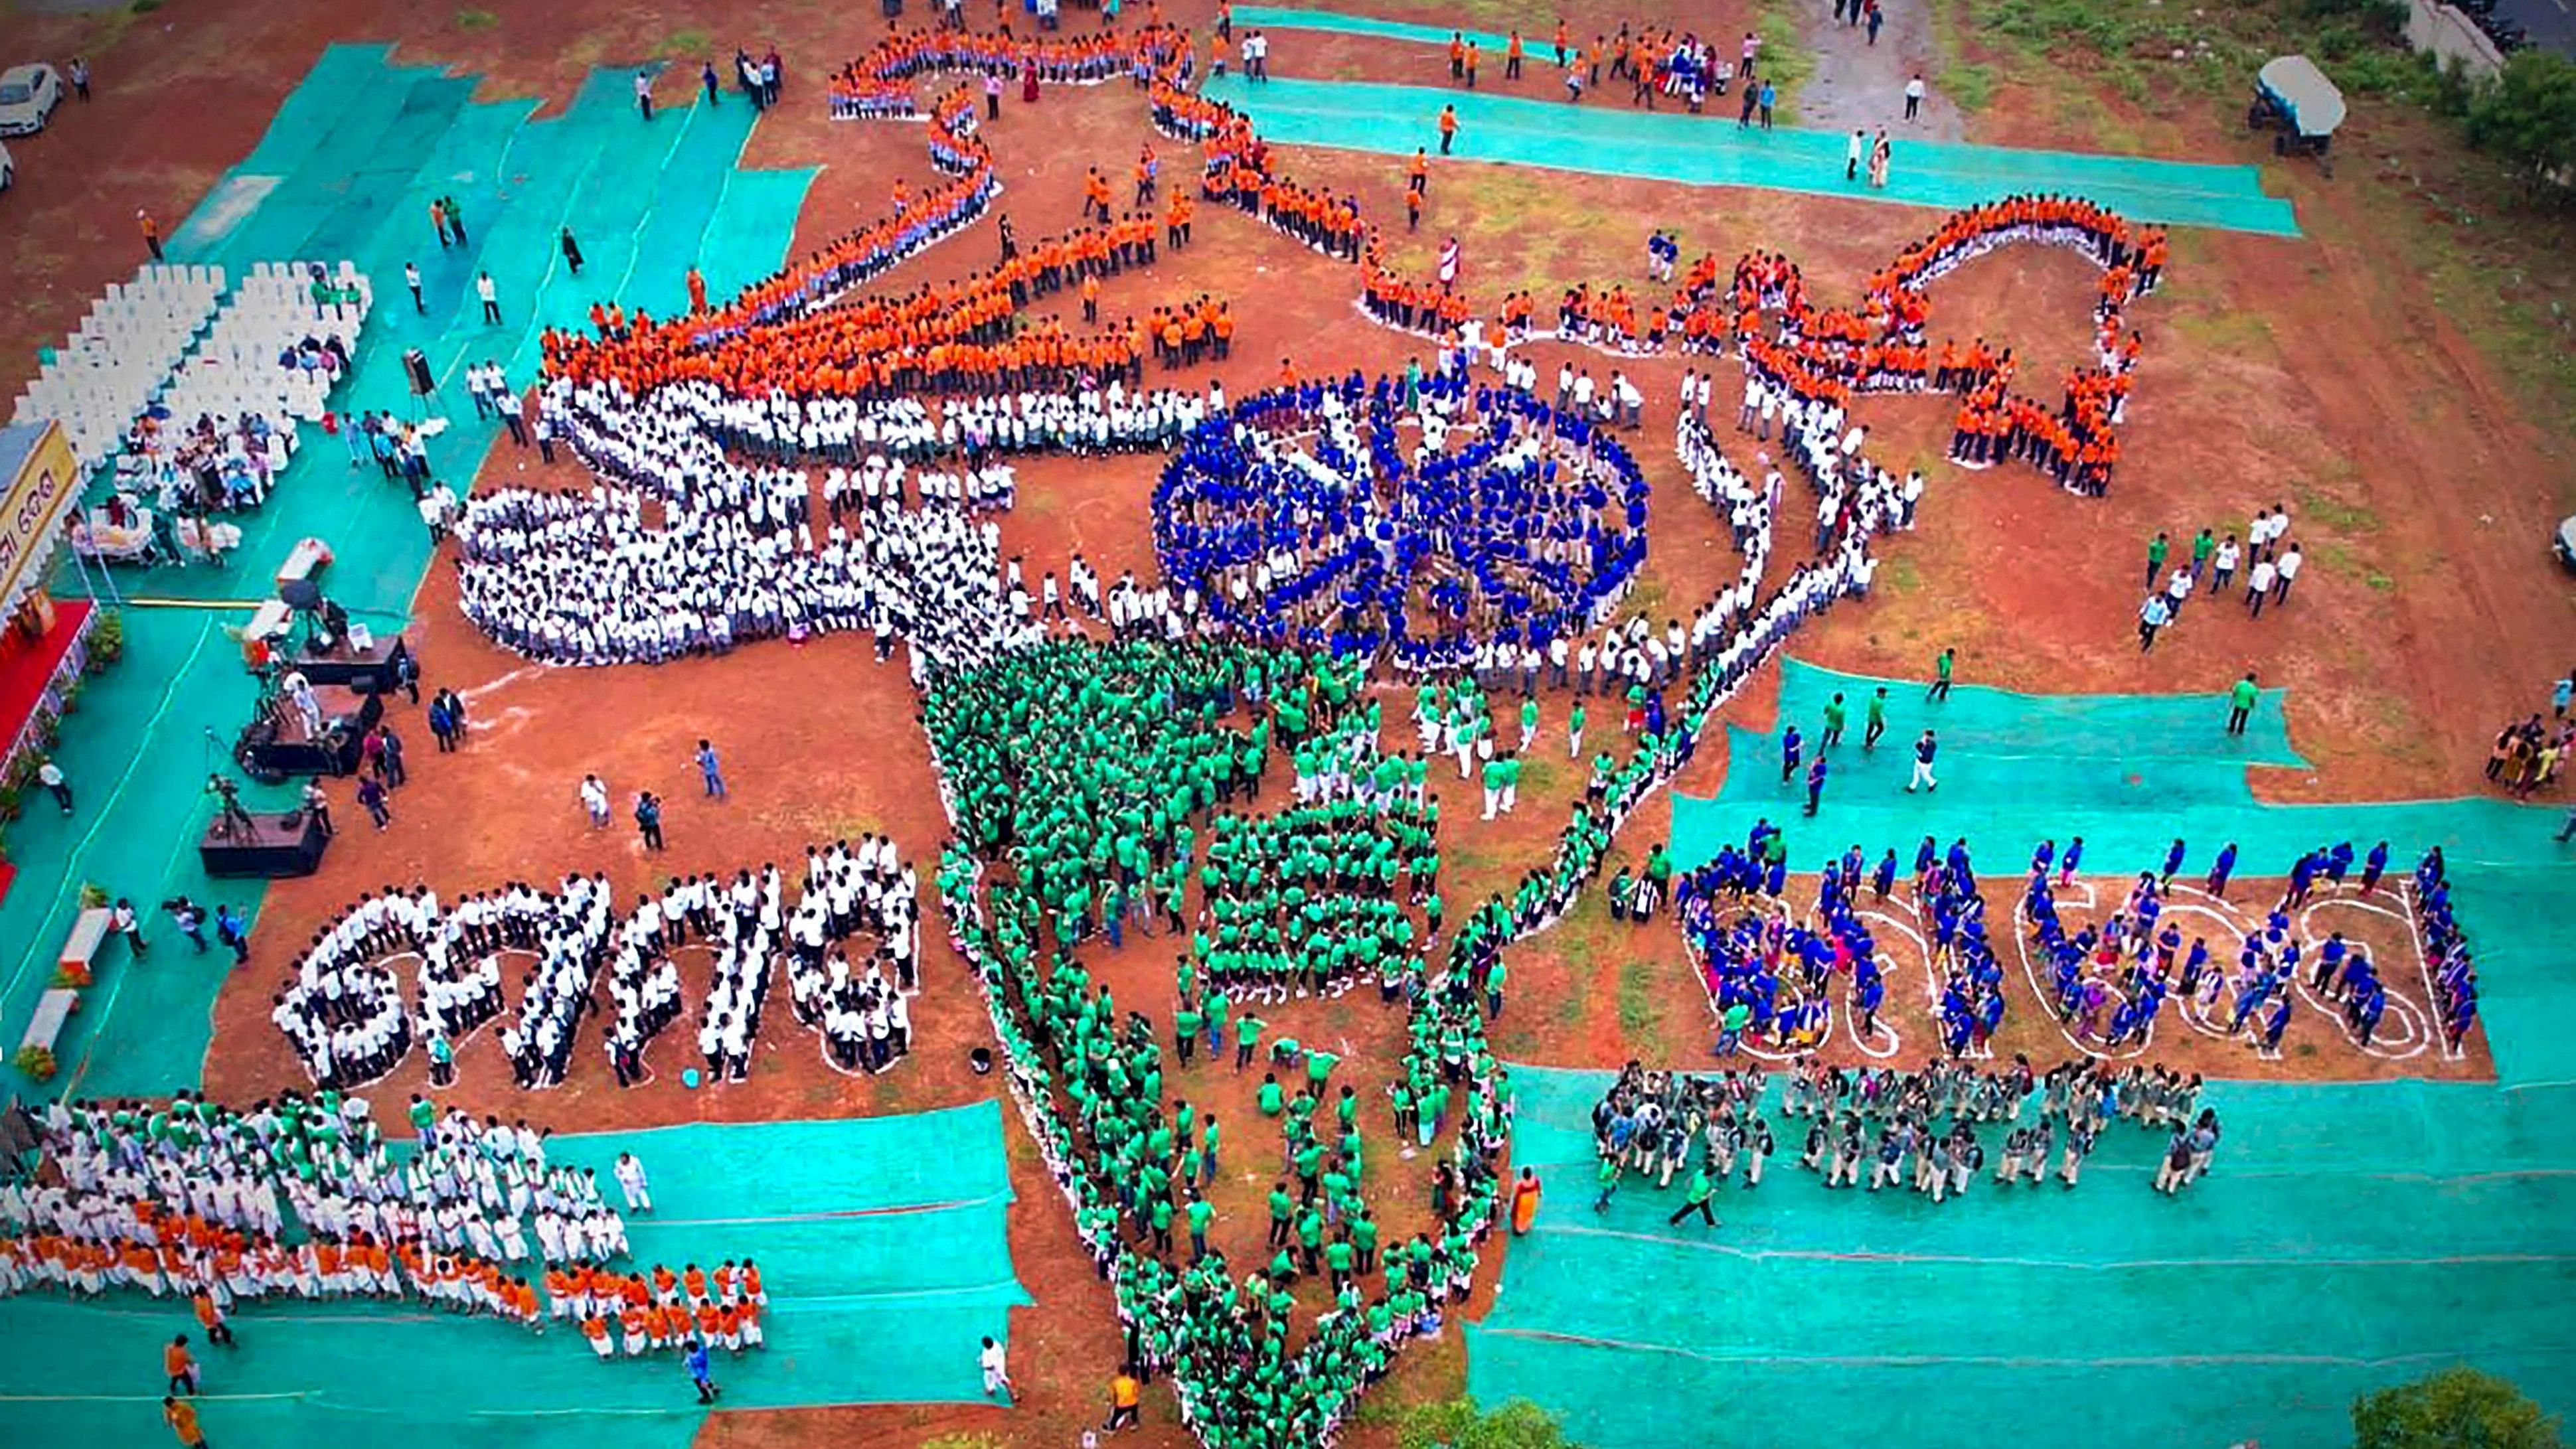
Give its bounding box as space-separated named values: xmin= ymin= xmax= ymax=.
xmin=0 ymin=598 xmax=92 ymax=747
xmin=0 ymin=597 xmax=91 ymax=905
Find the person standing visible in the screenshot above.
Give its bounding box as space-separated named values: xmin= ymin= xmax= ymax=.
xmin=1804 ymin=753 xmax=1828 ymax=816
xmin=1845 ymin=127 xmax=1865 ymax=182
xmin=695 ymin=739 xmax=727 ymax=800
xmin=164 ymin=1334 xmax=199 ymax=1395
xmin=635 ymin=791 xmax=665 ymax=851
xmin=1903 ymin=72 xmax=1925 ymax=121
xmin=2225 ymin=670 xmax=2258 ymax=735
xmin=1438 ymin=103 xmax=1458 ymax=155
xmin=442 ymin=195 xmax=468 ymax=244
xmin=301 ymin=779 xmax=335 ymax=836
xmin=635 ymin=70 xmax=656 ymax=120
xmin=139 ymin=209 xmax=163 ymax=262
xmin=1906 ymin=729 xmax=1939 ymax=793
xmin=581 ymin=774 xmax=611 ymax=828
xmin=214 ymin=904 xmax=251 ymax=966
xmin=1863 ymin=686 xmax=1889 ymax=750
xmin=1868 ymin=129 xmax=1891 ymax=189
xmin=1928 ymin=647 xmax=1955 ymax=702
xmin=978 ymin=1335 xmax=1012 ymax=1401
xmin=1758 ymin=78 xmax=1777 ymax=129
xmin=560 ymin=226 xmax=585 ymax=276
xmin=684 ymin=1339 xmax=718 ymax=1403
xmin=2144 ymin=531 xmax=2170 ymax=589
xmin=476 ymin=272 xmax=501 ymax=325
xmin=1510 ymin=1167 xmax=1542 ymax=1235
xmin=404 ymin=261 xmax=424 ymax=313
xmin=702 ymin=60 xmax=721 ymax=104
xmin=112 ymin=897 xmax=149 ymax=956
xmin=68 ymin=56 xmax=92 ymax=101
xmin=37 ymin=758 xmax=71 ymax=813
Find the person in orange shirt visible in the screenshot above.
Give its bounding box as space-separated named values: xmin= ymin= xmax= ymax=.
xmin=1438 ymin=103 xmax=1459 ymax=155
xmin=581 ymin=1312 xmax=615 ymax=1359
xmin=164 ymin=1334 xmax=199 ymax=1395
xmin=163 ymin=1396 xmax=207 ymax=1448
xmin=1105 ymin=1366 xmax=1143 ymax=1430
xmin=191 ymin=1289 xmax=236 ymax=1346
xmin=1506 ymin=30 xmax=1525 ymax=80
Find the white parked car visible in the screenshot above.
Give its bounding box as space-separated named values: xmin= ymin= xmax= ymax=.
xmin=0 ymin=64 xmax=64 ymax=137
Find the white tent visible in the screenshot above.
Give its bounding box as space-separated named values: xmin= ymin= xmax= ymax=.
xmin=2258 ymin=54 xmax=2346 ymax=140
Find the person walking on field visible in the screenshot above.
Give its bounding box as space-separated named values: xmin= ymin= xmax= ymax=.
xmin=476 ymin=272 xmax=501 ymax=325
xmin=635 ymin=70 xmax=656 ymax=120
xmin=163 ymin=1397 xmax=207 ymax=1449
xmin=1438 ymin=103 xmax=1459 ymax=155
xmin=2226 ymin=670 xmax=2258 ymax=735
xmin=978 ymin=1335 xmax=1013 ymax=1401
xmin=560 ymin=226 xmax=585 ymax=276
xmin=635 ymin=791 xmax=665 ymax=851
xmin=696 ymin=739 xmax=727 ymax=800
xmin=1928 ymin=646 xmax=1956 ymax=702
xmin=1510 ymin=1166 xmax=1542 ymax=1235
xmin=1907 ymin=729 xmax=1939 ymax=793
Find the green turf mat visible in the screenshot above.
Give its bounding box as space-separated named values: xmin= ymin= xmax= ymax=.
xmin=0 ymin=1105 xmax=1028 ymax=1444
xmin=1479 ymin=1066 xmax=2576 ymax=1449
xmin=1232 ymin=3 xmax=1524 ymax=54
xmin=1765 ymin=660 xmax=2306 ymax=767
xmin=0 ymin=609 xmax=288 ymax=1099
xmin=1200 ymin=74 xmax=2303 ymax=234
xmin=572 ymin=1101 xmax=1020 ymax=1214
xmin=7 ymin=46 xmax=815 ymax=1099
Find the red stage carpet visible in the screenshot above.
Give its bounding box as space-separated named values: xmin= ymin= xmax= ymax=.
xmin=0 ymin=597 xmax=90 ymax=907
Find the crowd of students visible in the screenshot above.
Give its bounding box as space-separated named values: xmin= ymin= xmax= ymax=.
xmin=268 ymin=840 xmax=926 ymax=1095
xmin=0 ymin=1094 xmax=714 ymax=1345
xmin=1675 ymin=829 xmax=2008 ymax=1060
xmin=1152 ymin=371 xmax=1652 ymax=672
xmin=1587 ymin=1055 xmax=2223 ymax=1211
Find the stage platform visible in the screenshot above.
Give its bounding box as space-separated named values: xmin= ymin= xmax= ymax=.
xmin=288 ymin=633 xmax=411 ymax=692
xmin=199 ymin=810 xmax=330 ymax=878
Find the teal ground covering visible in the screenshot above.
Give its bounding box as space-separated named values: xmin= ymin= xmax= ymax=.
xmin=5 ymin=44 xmax=811 ymax=1100
xmin=1482 ymin=663 xmax=2576 ymax=1448
xmin=0 ymin=1106 xmax=1027 ymax=1446
xmin=1473 ymin=1067 xmax=2576 ymax=1449
xmin=1672 ymin=658 xmax=2576 ymax=1087
xmin=1200 ymin=72 xmax=2302 ymax=235
xmin=1233 ymin=3 xmax=1524 ymax=54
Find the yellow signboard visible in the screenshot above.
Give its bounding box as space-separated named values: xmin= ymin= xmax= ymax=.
xmin=0 ymin=420 xmax=80 ymax=615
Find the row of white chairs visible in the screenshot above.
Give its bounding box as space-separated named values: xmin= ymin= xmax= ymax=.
xmin=158 ymin=263 xmax=373 ymax=433
xmin=13 ymin=264 xmax=228 ymax=469
xmin=12 ymin=262 xmax=370 ymax=475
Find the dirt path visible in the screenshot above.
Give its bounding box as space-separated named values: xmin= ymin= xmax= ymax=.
xmin=1795 ymin=0 xmax=1965 ymax=140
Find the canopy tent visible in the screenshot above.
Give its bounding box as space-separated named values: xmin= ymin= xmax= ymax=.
xmin=2257 ymin=54 xmax=2347 ymax=139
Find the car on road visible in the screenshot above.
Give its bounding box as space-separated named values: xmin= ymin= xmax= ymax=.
xmin=0 ymin=64 xmax=64 ymax=137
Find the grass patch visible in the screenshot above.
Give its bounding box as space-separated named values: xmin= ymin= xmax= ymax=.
xmin=1925 ymin=0 xmax=1993 ymax=113
xmin=661 ymin=28 xmax=712 ymax=58
xmin=1881 ymin=556 xmax=1921 ymax=595
xmin=130 ymin=0 xmax=161 ymax=12
xmin=1615 ymin=952 xmax=1664 ymax=1051
xmin=454 ymin=7 xmax=498 ymax=31
xmin=2294 ymin=484 xmax=2384 ymax=535
xmin=2168 ymin=307 xmax=2279 ymax=359
xmin=1753 ymin=0 xmax=1816 ymax=124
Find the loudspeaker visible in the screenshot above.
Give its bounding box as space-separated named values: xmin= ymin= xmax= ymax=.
xmin=402 ymin=347 xmax=434 ymax=396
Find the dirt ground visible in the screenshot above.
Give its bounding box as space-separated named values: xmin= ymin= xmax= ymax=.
xmin=3 ymin=0 xmax=2570 ymax=1445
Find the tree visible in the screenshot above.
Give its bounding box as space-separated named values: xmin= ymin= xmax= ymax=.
xmin=2464 ymin=50 xmax=2576 ymax=199
xmin=2352 ymin=1366 xmax=2563 ymax=1449
xmin=1390 ymin=1395 xmax=1583 ymax=1449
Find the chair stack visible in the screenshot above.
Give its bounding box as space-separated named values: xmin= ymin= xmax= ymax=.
xmin=10 ymin=263 xmax=227 ymax=470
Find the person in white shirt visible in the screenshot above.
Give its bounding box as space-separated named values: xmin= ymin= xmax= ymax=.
xmin=979 ymin=1335 xmax=1012 ymax=1399
xmin=2271 ymin=542 xmax=2302 ymax=604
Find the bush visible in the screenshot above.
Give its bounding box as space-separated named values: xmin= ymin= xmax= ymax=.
xmin=14 ymin=1045 xmax=58 ymax=1081
xmin=2353 ymin=1366 xmax=2562 ymax=1449
xmin=2468 ymin=50 xmax=2576 ymax=197
xmin=54 ymin=959 xmax=91 ymax=989
xmin=1390 ymin=1397 xmax=1582 ymax=1449
xmin=78 ymin=882 xmax=109 ymax=909
xmin=86 ymin=607 xmax=124 ymax=671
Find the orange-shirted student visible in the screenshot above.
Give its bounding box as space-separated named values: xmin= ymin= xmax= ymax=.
xmin=190 ymin=1289 xmax=236 ymax=1346
xmin=164 ymin=1334 xmax=199 ymax=1395
xmin=163 ymin=1396 xmax=206 ymax=1448
xmin=581 ymin=1312 xmax=614 ymax=1360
